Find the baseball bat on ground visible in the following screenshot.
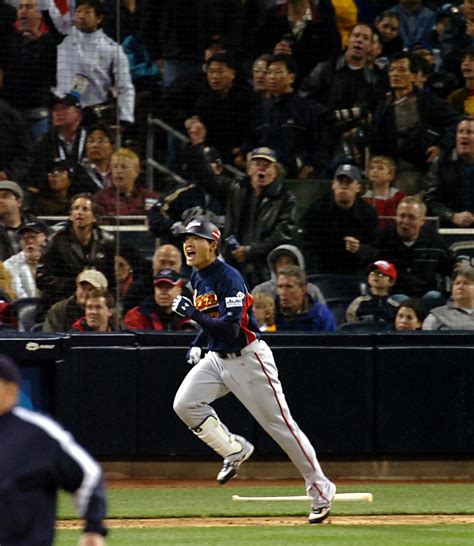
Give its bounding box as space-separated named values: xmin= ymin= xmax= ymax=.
xmin=232 ymin=492 xmax=373 ymax=502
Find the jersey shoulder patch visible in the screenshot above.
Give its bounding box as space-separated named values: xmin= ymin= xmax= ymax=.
xmin=225 ymin=296 xmax=243 ymax=308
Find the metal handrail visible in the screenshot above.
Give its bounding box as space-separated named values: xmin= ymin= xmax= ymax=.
xmin=145 ymin=114 xmax=246 ymax=189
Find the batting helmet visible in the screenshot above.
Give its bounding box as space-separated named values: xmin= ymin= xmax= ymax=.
xmin=183 ymin=219 xmax=221 ymax=244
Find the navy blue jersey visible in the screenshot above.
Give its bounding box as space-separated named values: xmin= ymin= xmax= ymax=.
xmin=190 ymin=259 xmax=260 ymax=352
xmin=0 ymin=407 xmax=107 ymax=545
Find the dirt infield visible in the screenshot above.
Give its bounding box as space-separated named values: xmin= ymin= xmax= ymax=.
xmin=57 ymin=515 xmax=474 ymax=529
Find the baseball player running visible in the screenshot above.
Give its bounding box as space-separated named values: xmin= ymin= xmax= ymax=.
xmin=172 ymin=219 xmax=335 ymax=524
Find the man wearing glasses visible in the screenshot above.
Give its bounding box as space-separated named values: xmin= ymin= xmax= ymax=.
xmin=370 ymin=51 xmax=459 ymax=194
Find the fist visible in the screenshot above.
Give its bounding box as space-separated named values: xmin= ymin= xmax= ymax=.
xmin=172 ymin=295 xmax=195 ymax=318
xmin=186 ymin=346 xmax=202 ymax=365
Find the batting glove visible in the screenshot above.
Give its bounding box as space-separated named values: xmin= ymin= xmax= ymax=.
xmin=172 ymin=295 xmax=195 ymax=318
xmin=186 ymin=346 xmax=202 ymax=366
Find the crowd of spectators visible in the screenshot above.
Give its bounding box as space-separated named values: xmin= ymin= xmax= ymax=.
xmin=0 ymin=0 xmax=473 ymax=333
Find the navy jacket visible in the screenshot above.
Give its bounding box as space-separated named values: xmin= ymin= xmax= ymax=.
xmin=0 ymin=406 xmax=107 ymax=546
xmin=275 ymin=295 xmax=336 ymax=332
xmin=246 ymin=92 xmax=331 ymax=177
xmin=299 ymin=192 xmax=378 ymax=274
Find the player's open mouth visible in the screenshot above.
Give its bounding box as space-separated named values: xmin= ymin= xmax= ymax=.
xmin=186 ymin=250 xmax=196 ymax=258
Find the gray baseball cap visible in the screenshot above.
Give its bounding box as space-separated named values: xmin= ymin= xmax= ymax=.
xmin=0 ymin=180 xmax=24 ymax=199
xmin=334 ymin=164 xmax=361 ymax=182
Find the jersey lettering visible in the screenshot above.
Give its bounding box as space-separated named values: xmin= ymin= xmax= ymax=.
xmin=194 ymin=291 xmax=219 ymax=312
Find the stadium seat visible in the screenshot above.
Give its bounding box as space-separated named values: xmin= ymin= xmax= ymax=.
xmin=12 ymin=298 xmax=39 ymax=332
xmin=306 ymin=274 xmax=368 ymax=326
xmin=307 ymin=273 xmax=367 ymax=300
xmin=449 ymin=240 xmax=474 ymax=268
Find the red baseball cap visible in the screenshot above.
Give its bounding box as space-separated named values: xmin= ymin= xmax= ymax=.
xmin=368 ymin=260 xmax=398 ymax=281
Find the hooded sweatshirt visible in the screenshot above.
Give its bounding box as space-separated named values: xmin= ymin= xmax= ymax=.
xmin=251 ymin=244 xmax=325 ymax=304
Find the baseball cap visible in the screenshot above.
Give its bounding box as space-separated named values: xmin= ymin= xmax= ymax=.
xmin=183 ymin=219 xmax=221 ymax=243
xmin=249 ymin=147 xmax=277 ymax=163
xmin=411 ymin=41 xmax=433 ymax=53
xmin=77 ymin=269 xmax=108 ymax=289
xmin=153 ymin=268 xmax=182 ymax=286
xmin=368 ymin=260 xmax=398 ymax=281
xmin=18 ymin=222 xmax=49 ymax=236
xmin=335 ymin=164 xmax=361 ymax=182
xmin=204 ymin=146 xmax=223 ymax=165
xmin=47 ymin=159 xmax=75 ymax=174
xmin=0 ymin=180 xmax=24 ymax=199
xmin=0 ymin=355 xmax=21 ymax=385
xmin=51 ymin=93 xmax=82 ymax=109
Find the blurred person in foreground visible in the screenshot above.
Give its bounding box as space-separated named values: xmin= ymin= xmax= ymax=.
xmin=422 ymin=264 xmax=474 ymax=330
xmin=0 ymin=355 xmax=107 ymax=546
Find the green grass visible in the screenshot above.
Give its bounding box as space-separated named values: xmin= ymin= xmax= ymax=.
xmin=55 ymin=525 xmax=474 ymax=546
xmin=55 ymin=483 xmax=474 ymax=545
xmin=58 ymin=483 xmax=474 ymax=518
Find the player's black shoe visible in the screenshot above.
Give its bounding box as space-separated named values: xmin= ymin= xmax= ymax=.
xmin=217 ymin=438 xmax=254 ymax=485
xmin=308 ymin=482 xmax=336 ymax=524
